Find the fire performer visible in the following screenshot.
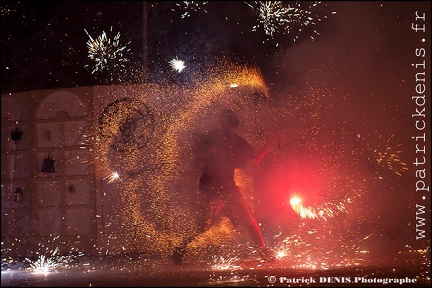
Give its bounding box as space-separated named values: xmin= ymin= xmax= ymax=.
xmin=170 ymin=109 xmax=275 ymax=265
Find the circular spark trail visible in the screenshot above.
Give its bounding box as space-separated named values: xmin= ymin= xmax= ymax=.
xmin=89 ymin=57 xmax=270 ymax=256
xmin=88 ymin=62 xmax=399 ymax=268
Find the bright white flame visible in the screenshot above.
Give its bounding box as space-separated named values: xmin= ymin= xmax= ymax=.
xmin=169 ymin=57 xmax=186 ymax=73
xmin=104 ymin=171 xmax=121 ymax=183
xmin=290 ymin=196 xmax=301 ymax=205
xmin=276 ymin=250 xmax=288 ymax=259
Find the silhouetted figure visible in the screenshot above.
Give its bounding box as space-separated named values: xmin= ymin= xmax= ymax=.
xmin=170 ymin=109 xmax=275 ymax=265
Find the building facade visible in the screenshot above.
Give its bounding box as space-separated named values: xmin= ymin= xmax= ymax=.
xmin=1 ymin=82 xmax=266 ymax=258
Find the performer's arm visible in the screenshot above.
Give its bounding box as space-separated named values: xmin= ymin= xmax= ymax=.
xmin=255 ymin=135 xmax=280 ymax=164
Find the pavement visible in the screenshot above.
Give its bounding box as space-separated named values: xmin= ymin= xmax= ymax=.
xmin=1 ymin=254 xmax=430 ymax=287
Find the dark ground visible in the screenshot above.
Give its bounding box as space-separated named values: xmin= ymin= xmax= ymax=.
xmin=1 ymin=253 xmax=430 ymax=287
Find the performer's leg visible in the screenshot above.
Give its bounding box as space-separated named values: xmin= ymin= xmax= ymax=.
xmin=227 ymin=187 xmax=275 ymax=262
xmin=227 ymin=187 xmax=265 ymax=246
xmin=171 ymin=190 xmax=223 ymax=264
xmin=178 ymin=192 xmax=221 ymax=248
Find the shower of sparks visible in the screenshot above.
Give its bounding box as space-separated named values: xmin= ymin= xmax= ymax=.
xmin=253 ymin=83 xmax=368 ymax=224
xmin=84 ymin=27 xmax=131 ymax=74
xmin=104 ymin=171 xmax=121 ymax=184
xmin=289 ymin=195 xmax=349 ymax=220
xmin=169 ymin=57 xmax=186 ymax=73
xmin=1 ymin=3 xmax=429 ymax=281
xmin=26 ymin=248 xmax=64 ymax=274
xmin=1 ymin=4 xmax=17 ymax=16
xmin=366 ymin=133 xmax=408 ymax=177
xmin=272 ymin=226 xmax=370 ymax=269
xmin=245 ymin=1 xmax=329 ymax=42
xmin=174 ymin=1 xmax=209 ymax=18
xmin=85 ymin=57 xmax=412 ymax=272
xmin=210 ymin=255 xmax=242 ymax=270
xmin=88 ymin=57 xmax=270 ymax=257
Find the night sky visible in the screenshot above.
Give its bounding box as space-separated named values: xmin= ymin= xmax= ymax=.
xmin=1 ymin=0 xmax=431 ymax=268
xmin=1 ymin=1 xmax=337 ymax=93
xmin=1 ymin=2 xmax=427 ymax=94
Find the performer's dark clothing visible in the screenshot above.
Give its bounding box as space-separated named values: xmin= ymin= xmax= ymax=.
xmin=170 ymin=110 xmax=275 ymax=265
xmin=191 ymin=128 xmax=265 ymax=247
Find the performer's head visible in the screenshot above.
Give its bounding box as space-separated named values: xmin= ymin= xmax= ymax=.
xmin=219 ymin=109 xmax=239 ymax=129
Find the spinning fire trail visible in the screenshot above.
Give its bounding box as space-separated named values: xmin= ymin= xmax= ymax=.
xmin=0 ymin=2 xmax=427 ymax=283
xmin=86 ymin=55 xmax=410 ymax=268
xmin=90 ymin=58 xmax=273 ymax=258
xmin=82 ymin=3 xmax=410 ymax=268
